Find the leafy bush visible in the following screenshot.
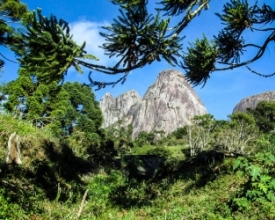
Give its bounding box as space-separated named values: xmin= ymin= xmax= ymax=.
xmin=0 ymin=189 xmax=27 ymax=219
xmin=231 ymin=151 xmax=275 ymax=212
xmin=131 ymin=144 xmax=156 ymax=155
xmin=85 ymin=170 xmax=126 ymax=217
xmin=146 ymin=147 xmax=171 ymax=159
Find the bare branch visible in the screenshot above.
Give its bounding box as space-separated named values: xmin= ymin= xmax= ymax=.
xmin=173 ymin=0 xmax=210 ymax=37
xmin=252 ymin=27 xmax=275 ymax=32
xmin=77 ymin=189 xmax=89 ymax=219
xmin=75 ymin=58 xmax=145 ymax=75
xmin=246 ymin=65 xmax=275 ymax=77
xmin=0 ymin=53 xmax=17 ymax=64
xmin=83 ymin=71 xmax=129 ymax=90
xmin=215 ymin=30 xmax=275 ymax=71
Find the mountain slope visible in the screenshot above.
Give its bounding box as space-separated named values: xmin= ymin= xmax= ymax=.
xmin=233 ymin=91 xmax=275 ymax=113
xmin=100 ymin=69 xmax=207 ymax=137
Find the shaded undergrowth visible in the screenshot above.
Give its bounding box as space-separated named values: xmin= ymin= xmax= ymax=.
xmin=0 ymin=114 xmax=107 ymax=217
xmin=109 ymin=150 xmax=228 ymax=209
xmin=0 ymin=138 xmax=97 ymax=213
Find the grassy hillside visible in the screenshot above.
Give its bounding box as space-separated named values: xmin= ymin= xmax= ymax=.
xmin=0 ymin=114 xmax=274 ymax=219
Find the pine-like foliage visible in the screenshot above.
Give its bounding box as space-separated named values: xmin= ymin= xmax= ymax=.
xmin=158 ymin=0 xmax=207 ymax=16
xmin=182 ymin=36 xmax=217 ymax=87
xmin=183 ymin=0 xmax=275 ymax=86
xmin=100 ymin=0 xmax=184 ymax=70
xmin=2 ymin=0 xmax=275 ymax=88
xmin=0 ymin=0 xmax=27 ymax=67
xmin=15 ymin=9 xmax=98 ymax=83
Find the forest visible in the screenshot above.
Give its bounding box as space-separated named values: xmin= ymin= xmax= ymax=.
xmin=0 ymin=0 xmax=275 ymax=219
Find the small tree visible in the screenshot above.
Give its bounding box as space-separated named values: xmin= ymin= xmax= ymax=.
xmin=104 ymin=121 xmax=134 ymax=155
xmin=187 ymin=114 xmax=216 ymax=156
xmin=134 ymin=130 xmax=156 ymax=147
xmin=213 ymin=112 xmax=259 ymax=154
xmin=171 ymin=126 xmax=188 ymax=140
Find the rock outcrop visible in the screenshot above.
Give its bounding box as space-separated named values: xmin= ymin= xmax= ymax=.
xmin=233 ymin=91 xmax=275 ymax=113
xmin=99 ymin=90 xmax=142 ymax=128
xmin=100 ymin=69 xmax=207 ymax=137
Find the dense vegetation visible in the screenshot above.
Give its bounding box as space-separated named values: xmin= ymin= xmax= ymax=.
xmin=0 ymin=0 xmax=275 ymax=219
xmin=0 ymin=101 xmax=274 ymax=219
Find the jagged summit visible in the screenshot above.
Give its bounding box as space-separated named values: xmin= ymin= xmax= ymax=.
xmin=100 ymin=90 xmax=142 ymax=128
xmin=100 ymin=69 xmax=207 ymax=137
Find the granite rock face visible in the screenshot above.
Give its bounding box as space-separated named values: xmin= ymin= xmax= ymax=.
xmin=99 ymin=90 xmax=142 ymax=128
xmin=233 ymin=91 xmax=275 ymax=113
xmin=100 ymin=69 xmax=208 ymax=137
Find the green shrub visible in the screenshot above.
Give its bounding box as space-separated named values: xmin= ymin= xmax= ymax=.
xmin=231 ymin=151 xmax=275 ymax=212
xmin=85 ymin=170 xmax=126 ymax=217
xmin=0 ymin=189 xmax=27 ymax=219
xmin=146 ymin=147 xmax=171 ymax=159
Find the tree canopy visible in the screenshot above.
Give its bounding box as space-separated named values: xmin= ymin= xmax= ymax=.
xmin=0 ymin=0 xmax=27 ymax=68
xmin=1 ymin=0 xmax=274 ymax=88
xmin=4 ymin=67 xmax=103 ymax=137
xmin=248 ymin=101 xmax=275 ymax=133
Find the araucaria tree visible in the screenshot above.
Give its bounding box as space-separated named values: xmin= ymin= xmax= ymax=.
xmin=4 ymin=68 xmax=103 ymax=138
xmin=1 ymin=0 xmax=274 ymax=89
xmin=0 ymin=0 xmax=27 ymax=68
xmin=182 ymin=0 xmax=275 ymax=86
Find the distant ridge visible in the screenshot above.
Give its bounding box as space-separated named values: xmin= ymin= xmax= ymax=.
xmin=233 ymin=91 xmax=275 ymax=113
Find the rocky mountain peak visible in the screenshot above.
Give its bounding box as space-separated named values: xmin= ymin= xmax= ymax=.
xmin=233 ymin=91 xmax=275 ymax=113
xmin=100 ymin=90 xmax=142 ymax=128
xmin=100 ymin=69 xmax=207 ymax=137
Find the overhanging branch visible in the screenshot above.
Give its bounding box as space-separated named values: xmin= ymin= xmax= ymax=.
xmin=173 ymin=0 xmax=210 ymax=37
xmin=75 ymin=57 xmax=146 ymax=75
xmin=246 ymin=66 xmax=275 ymax=77
xmin=215 ymin=30 xmax=275 ymax=72
xmin=83 ymin=71 xmax=129 ymax=90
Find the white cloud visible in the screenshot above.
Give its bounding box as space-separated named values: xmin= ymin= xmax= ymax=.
xmin=70 ymin=20 xmax=117 ymax=66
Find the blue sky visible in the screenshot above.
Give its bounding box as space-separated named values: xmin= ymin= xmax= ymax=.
xmin=2 ymin=0 xmax=275 ymax=120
